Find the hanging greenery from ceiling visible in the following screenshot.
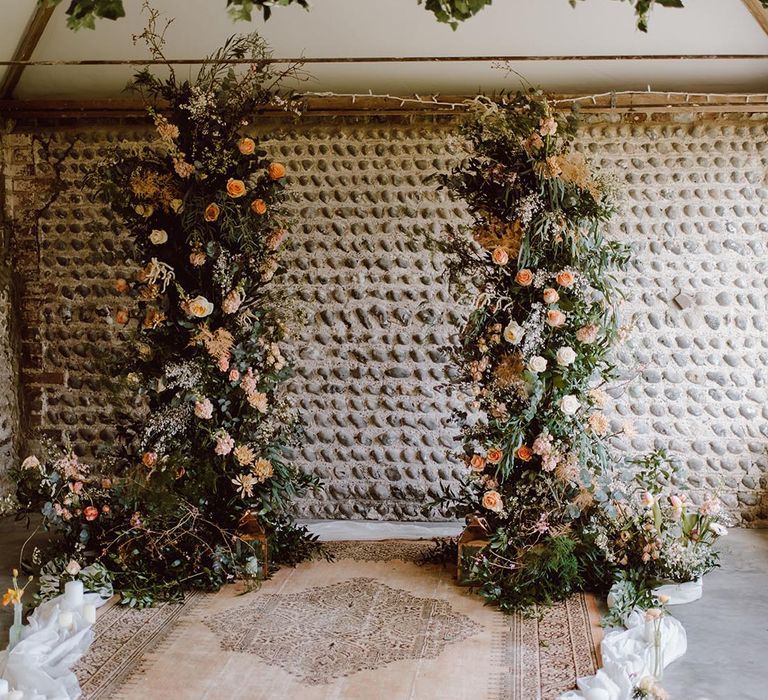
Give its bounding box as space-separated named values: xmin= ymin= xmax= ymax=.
xmin=41 ymin=0 xmax=765 ymax=33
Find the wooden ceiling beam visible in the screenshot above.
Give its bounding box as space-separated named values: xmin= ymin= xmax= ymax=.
xmin=741 ymin=0 xmax=768 ymax=36
xmin=0 ymin=2 xmax=56 ymax=100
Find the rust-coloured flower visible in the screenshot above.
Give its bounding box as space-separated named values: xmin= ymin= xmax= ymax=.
xmin=115 ymin=309 xmax=129 ymax=325
xmin=114 ymin=278 xmax=129 ymax=293
xmin=204 ymin=203 xmax=220 ymax=222
xmin=226 ymin=178 xmax=247 ymax=198
xmin=142 ymin=451 xmax=157 ymax=467
xmin=268 ymin=162 xmax=286 ymax=180
xmin=516 ymin=445 xmax=533 ymax=462
xmin=251 ymin=199 xmax=267 ymax=215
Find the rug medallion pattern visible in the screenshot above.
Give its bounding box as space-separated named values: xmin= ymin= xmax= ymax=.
xmin=202 ymin=576 xmax=482 ymax=685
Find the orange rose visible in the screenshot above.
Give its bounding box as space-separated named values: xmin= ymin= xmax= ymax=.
xmin=268 ymin=162 xmax=286 ymax=180
xmin=486 ymin=447 xmax=503 ymax=464
xmin=142 ymin=451 xmax=157 ymax=467
xmin=482 ymin=490 xmax=504 ymax=513
xmin=226 ymin=178 xmax=247 ymax=198
xmin=556 ymin=270 xmax=575 ymax=287
xmin=251 ymin=199 xmax=267 ymax=215
xmin=204 ymin=203 xmax=220 ymax=222
xmin=238 ymin=137 xmax=256 ymax=155
xmin=115 ymin=309 xmax=129 ymax=325
xmin=516 ymin=445 xmax=533 ymax=462
xmin=469 ymin=454 xmax=486 ymax=472
xmin=515 ymin=269 xmax=534 ymax=286
xmin=189 ymin=251 xmax=207 ymax=267
xmin=114 ymin=278 xmax=129 ymax=294
xmin=491 ymin=247 xmax=509 ymax=266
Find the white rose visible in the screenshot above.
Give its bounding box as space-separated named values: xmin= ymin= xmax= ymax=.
xmin=187 ymin=296 xmax=214 ymax=318
xmin=21 ymin=455 xmax=41 ymax=471
xmin=559 ymin=394 xmax=580 ymax=415
xmin=527 ymin=356 xmax=547 ymax=373
xmin=503 ymin=320 xmax=525 ymax=345
xmin=65 ymin=560 xmax=81 ymax=576
xmin=149 ymin=229 xmax=168 ymax=245
xmin=556 ymin=346 xmax=577 ymax=367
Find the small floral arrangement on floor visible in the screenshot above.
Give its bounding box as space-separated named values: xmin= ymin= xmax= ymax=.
xmin=593 ymin=450 xmax=728 ymax=625
xmin=13 ymin=8 xmax=320 ymax=606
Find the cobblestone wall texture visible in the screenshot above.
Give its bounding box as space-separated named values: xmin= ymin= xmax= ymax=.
xmin=1 ymin=114 xmax=767 ymax=521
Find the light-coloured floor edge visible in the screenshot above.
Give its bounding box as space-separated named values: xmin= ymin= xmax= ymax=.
xmin=299 ymin=519 xmax=463 ymax=541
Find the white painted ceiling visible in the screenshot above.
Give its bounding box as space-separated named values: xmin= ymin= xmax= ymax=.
xmin=2 ymin=0 xmax=767 ymax=99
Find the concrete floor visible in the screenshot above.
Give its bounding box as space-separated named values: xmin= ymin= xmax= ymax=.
xmin=0 ymin=519 xmax=765 ymax=699
xmin=664 ymin=527 xmax=768 ymax=700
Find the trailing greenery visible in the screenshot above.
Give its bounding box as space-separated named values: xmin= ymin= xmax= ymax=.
xmin=13 ymin=19 xmax=322 ymax=605
xmin=42 ymin=0 xmax=765 ymax=32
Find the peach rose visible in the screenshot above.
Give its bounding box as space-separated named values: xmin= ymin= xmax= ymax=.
xmin=469 ymin=454 xmax=486 ymax=472
xmin=251 ymin=199 xmax=267 ymax=215
xmin=516 ymin=445 xmax=533 ymax=462
xmin=555 ymin=270 xmax=575 ymax=287
xmin=482 ymin=490 xmax=504 ymax=513
xmin=492 ymin=247 xmax=509 ymax=266
xmin=189 ymin=251 xmax=207 ymax=267
xmin=141 ymin=451 xmax=157 ymax=467
xmin=515 ymin=268 xmax=534 ymax=286
xmin=226 ymin=178 xmax=247 ymax=198
xmin=114 ymin=278 xmax=129 ymax=293
xmin=268 ymin=229 xmax=288 ymax=250
xmin=486 ymin=447 xmax=503 ymax=464
xmin=204 ymin=203 xmax=220 ymax=222
xmin=268 ymin=162 xmax=286 ymax=180
xmin=115 ymin=309 xmax=129 ymax=325
xmin=576 ymin=324 xmax=599 ymax=344
xmin=101 ymin=478 xmax=113 ymax=489
xmin=542 ymin=287 xmax=559 ymax=304
xmin=101 ymin=504 xmax=110 ymax=514
xmin=238 ymin=137 xmax=256 ymax=155
xmin=83 ymin=506 xmax=99 ymax=521
xmin=546 ymin=309 xmax=566 ymax=327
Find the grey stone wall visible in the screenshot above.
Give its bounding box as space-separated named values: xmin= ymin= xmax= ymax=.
xmin=2 ymin=114 xmax=767 ymax=521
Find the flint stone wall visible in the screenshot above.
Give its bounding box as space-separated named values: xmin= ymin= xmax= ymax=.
xmin=1 ymin=114 xmax=767 ymax=522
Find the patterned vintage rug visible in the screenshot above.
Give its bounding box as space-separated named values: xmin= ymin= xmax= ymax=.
xmin=75 ymin=540 xmax=602 ymax=700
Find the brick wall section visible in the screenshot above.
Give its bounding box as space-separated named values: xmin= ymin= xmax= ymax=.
xmin=1 ymin=114 xmax=767 ymax=521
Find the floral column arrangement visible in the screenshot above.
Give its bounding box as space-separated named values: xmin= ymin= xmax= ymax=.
xmin=435 ymin=91 xmax=631 ymax=611
xmin=10 ymin=32 xmax=320 ymax=605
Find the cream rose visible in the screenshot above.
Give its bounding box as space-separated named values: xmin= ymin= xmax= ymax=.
xmin=587 ymin=411 xmax=609 ymax=435
xmin=559 ymin=394 xmax=580 ymax=415
xmin=187 ymin=295 xmax=214 ymax=318
xmin=542 ymin=287 xmax=559 ymax=304
xmin=21 ymin=455 xmax=41 ymax=471
xmin=527 ymin=355 xmax=547 ymax=373
xmin=149 ymin=229 xmax=168 ymax=245
xmin=556 ymin=346 xmax=577 ymax=367
xmin=503 ymin=320 xmax=524 ymax=344
xmin=491 ymin=247 xmax=509 ymax=265
xmin=65 ymin=560 xmax=81 ymax=576
xmin=546 ymin=309 xmax=566 ymax=327
xmin=482 ymin=490 xmax=504 ymax=513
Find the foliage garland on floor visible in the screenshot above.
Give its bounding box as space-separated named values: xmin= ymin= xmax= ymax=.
xmin=13 ymin=22 xmax=322 ymax=606
xmin=431 ymin=91 xmax=728 ymax=613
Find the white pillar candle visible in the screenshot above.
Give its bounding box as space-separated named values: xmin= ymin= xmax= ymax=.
xmin=63 ymin=579 xmax=84 ymax=609
xmin=58 ymin=611 xmax=74 ymax=630
xmin=0 ymin=678 xmax=8 ymax=693
xmin=82 ymin=604 xmax=97 ymax=625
